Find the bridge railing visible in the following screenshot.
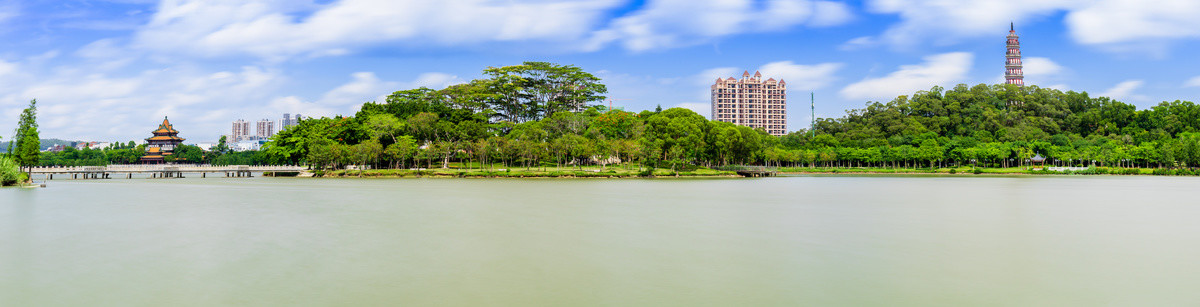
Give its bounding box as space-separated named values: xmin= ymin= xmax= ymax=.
xmin=31 ymin=164 xmax=305 ymax=173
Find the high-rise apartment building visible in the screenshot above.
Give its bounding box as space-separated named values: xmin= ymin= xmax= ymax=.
xmin=231 ymin=119 xmax=250 ymax=142
xmin=280 ymin=113 xmax=292 ymax=130
xmin=256 ymin=119 xmax=275 ymax=138
xmin=280 ymin=113 xmax=302 ymax=131
xmin=711 ymin=71 xmax=787 ymax=136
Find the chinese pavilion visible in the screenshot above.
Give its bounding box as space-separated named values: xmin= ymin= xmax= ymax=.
xmin=140 ymin=116 xmax=186 ymax=164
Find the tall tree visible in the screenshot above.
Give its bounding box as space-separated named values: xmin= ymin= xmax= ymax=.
xmin=482 ymin=62 xmax=607 ymax=123
xmin=11 ymin=99 xmax=40 ymax=174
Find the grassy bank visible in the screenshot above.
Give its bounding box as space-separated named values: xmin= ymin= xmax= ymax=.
xmin=307 ymin=164 xmax=737 ymax=178
xmin=776 ymin=166 xmax=1200 ymax=176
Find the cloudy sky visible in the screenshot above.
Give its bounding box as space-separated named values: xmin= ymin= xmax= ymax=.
xmin=2 ymin=0 xmax=1199 ymax=142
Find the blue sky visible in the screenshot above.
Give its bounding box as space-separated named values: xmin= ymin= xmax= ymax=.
xmin=2 ymin=0 xmax=1199 ymax=142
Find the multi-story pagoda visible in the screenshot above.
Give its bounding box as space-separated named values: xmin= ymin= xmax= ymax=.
xmin=1005 ymin=22 xmax=1024 ymax=86
xmin=140 ymin=116 xmax=186 ymax=164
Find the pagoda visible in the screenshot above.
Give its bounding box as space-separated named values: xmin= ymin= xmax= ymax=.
xmin=1005 ymin=22 xmax=1024 ymax=86
xmin=141 ymin=116 xmax=186 ymax=164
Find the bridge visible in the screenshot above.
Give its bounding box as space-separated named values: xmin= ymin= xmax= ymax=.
xmin=29 ymin=165 xmax=305 ymax=180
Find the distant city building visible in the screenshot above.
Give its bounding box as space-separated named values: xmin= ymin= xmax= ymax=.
xmin=141 ymin=117 xmax=185 ymax=164
xmin=234 ymin=140 xmax=265 ymax=152
xmin=191 ymin=142 xmax=216 ymax=151
xmin=1005 ymin=22 xmax=1023 ymax=86
xmin=280 ymin=113 xmax=302 ymax=131
xmin=256 ymin=119 xmax=275 ymax=138
xmin=75 ymin=141 xmax=102 ymax=150
xmin=711 ymin=70 xmax=788 ymax=136
xmin=232 ymin=119 xmax=250 ymax=142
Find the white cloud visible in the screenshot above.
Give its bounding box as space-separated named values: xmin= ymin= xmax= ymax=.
xmin=1066 ymin=0 xmax=1200 ymax=45
xmin=0 ymin=65 xmax=288 ymax=142
xmin=318 ymin=72 xmax=398 ymax=107
xmin=587 ymin=0 xmax=853 ymax=51
xmin=758 ymin=61 xmax=843 ymax=91
xmin=1099 ymin=80 xmax=1148 ymax=102
xmin=866 ymin=0 xmax=1069 ymax=48
xmin=692 ymin=61 xmax=842 ymax=101
xmin=1184 ymin=76 xmax=1200 ymax=88
xmin=838 ymin=36 xmax=877 ymax=51
xmin=0 ymin=59 xmax=15 ymax=77
xmin=865 ymin=0 xmax=1200 ymax=49
xmin=400 ymin=72 xmax=464 ymax=90
xmin=695 ymin=67 xmax=741 ymax=87
xmin=0 ymin=3 xmax=15 ymax=25
xmin=990 ymin=57 xmax=1068 ymax=85
xmin=286 ymin=72 xmax=463 ymax=118
xmin=131 ymin=0 xmax=857 ymax=58
xmin=134 ymin=0 xmax=624 ymax=59
xmin=1023 ymin=57 xmax=1064 ymax=77
xmin=0 ymin=55 xmax=461 ymax=141
xmin=673 ymin=102 xmax=710 ymax=118
xmin=841 ymin=52 xmax=973 ymax=100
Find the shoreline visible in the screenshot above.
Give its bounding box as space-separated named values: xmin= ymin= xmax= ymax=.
xmin=267 ymin=169 xmax=743 ymax=179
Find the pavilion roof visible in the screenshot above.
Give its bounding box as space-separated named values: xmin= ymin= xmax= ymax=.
xmin=152 ymin=117 xmax=179 ymax=134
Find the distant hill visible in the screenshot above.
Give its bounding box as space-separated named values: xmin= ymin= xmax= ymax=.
xmin=0 ymin=138 xmax=80 ymax=153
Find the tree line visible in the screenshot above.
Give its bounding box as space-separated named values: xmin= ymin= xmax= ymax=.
xmin=771 ymin=84 xmax=1200 ymax=169
xmin=260 ymin=62 xmax=776 ymax=172
xmin=12 ymin=62 xmax=1200 ymax=174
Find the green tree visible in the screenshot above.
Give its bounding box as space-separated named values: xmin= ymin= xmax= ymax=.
xmin=482 ymin=61 xmax=608 ymax=122
xmin=10 ymin=99 xmax=40 ymax=174
xmin=384 ymin=136 xmax=418 ymax=169
xmin=351 ymin=139 xmax=383 ymax=175
xmin=214 ymin=135 xmax=231 ymax=155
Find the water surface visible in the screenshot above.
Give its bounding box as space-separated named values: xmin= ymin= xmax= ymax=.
xmin=3 ymin=175 xmax=1199 ymax=306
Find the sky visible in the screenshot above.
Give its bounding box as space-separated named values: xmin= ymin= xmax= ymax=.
xmin=2 ymin=0 xmax=1200 ymax=143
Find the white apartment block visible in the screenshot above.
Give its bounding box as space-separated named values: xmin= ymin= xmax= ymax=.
xmin=711 ymin=70 xmax=787 ymax=136
xmin=232 ymin=119 xmax=250 ymax=142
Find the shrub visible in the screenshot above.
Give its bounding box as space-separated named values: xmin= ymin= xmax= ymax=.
xmin=638 ymin=167 xmax=655 ymax=177
xmin=0 ymin=156 xmax=22 ymax=186
xmin=948 ymin=169 xmax=957 ymax=174
xmin=972 ymin=168 xmax=983 ymax=174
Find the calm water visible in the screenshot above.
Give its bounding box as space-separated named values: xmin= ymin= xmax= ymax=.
xmin=3 ymin=175 xmax=1200 ymax=306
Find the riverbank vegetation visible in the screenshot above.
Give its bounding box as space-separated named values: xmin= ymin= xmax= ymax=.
xmin=14 ymin=62 xmax=1200 ymax=178
xmin=309 ymin=163 xmax=734 ymax=178
xmin=0 ymin=156 xmax=26 ymax=186
xmin=33 ymin=135 xmax=271 ymax=166
xmin=258 ymin=63 xmax=1200 ymax=177
xmin=260 ymin=61 xmax=776 ymax=175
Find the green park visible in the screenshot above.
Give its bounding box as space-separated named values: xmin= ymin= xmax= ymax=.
xmin=8 ymin=62 xmax=1200 ymax=184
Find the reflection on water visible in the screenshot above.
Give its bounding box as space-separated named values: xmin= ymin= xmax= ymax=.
xmin=3 ymin=175 xmax=1200 ymax=305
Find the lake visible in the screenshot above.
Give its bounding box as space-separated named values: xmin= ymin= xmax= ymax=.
xmin=3 ymin=175 xmax=1200 ymax=306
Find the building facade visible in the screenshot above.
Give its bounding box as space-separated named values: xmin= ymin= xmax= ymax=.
xmin=256 ymin=119 xmax=275 ymax=138
xmin=279 ymin=113 xmax=302 ymax=132
xmin=1005 ymin=23 xmax=1024 ymax=86
xmin=232 ymin=119 xmax=250 ymax=142
xmin=711 ymin=71 xmax=787 ymax=136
